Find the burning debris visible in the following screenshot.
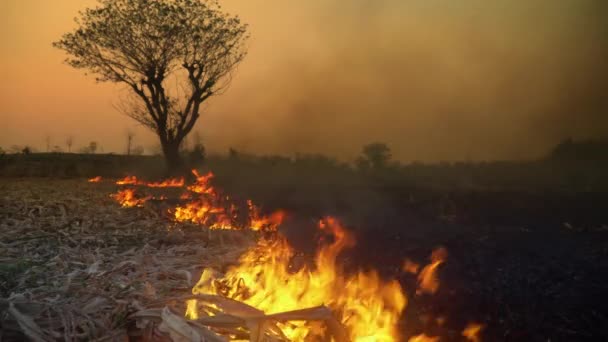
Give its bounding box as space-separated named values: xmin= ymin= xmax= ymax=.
xmin=111 ymin=188 xmax=151 ymax=208
xmin=98 ymin=171 xmax=483 ymax=340
xmin=1 ymin=174 xmax=483 ymax=341
xmin=87 ymin=176 xmax=102 ymax=183
xmin=183 ymin=217 xmax=406 ymax=341
xmin=416 ymin=247 xmax=448 ymax=295
xmin=110 ymin=170 xmax=285 ymax=232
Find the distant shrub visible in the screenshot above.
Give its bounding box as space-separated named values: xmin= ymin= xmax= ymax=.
xmin=357 ymin=142 xmax=392 ymax=170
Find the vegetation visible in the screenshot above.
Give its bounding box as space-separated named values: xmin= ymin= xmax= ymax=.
xmin=53 ymin=0 xmax=249 ymax=172
xmin=1 ymin=139 xmax=607 ymax=192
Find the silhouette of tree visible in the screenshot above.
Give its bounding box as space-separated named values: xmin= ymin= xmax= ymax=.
xmin=66 ymin=136 xmax=74 ymax=152
xmin=188 ymin=130 xmax=205 ymax=164
xmin=89 ymin=141 xmax=98 ymax=154
xmin=126 ymin=130 xmax=135 ymax=155
xmin=360 ymin=142 xmax=392 ymax=169
xmin=54 ymin=0 xmax=248 ymax=172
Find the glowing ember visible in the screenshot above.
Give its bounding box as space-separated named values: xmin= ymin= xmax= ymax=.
xmin=462 ymin=323 xmax=484 ymax=342
xmin=402 ymin=258 xmax=421 ymax=274
xmin=111 ymin=189 xmax=150 ymax=207
xmin=417 ymin=247 xmax=448 ymax=295
xmin=88 ymin=176 xmax=102 ymax=183
xmin=146 ymin=177 xmax=185 ymax=188
xmin=192 ymin=217 xmax=407 ymax=341
xmin=408 ymin=334 xmax=440 ymax=342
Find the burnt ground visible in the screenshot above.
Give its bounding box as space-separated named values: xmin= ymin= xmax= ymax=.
xmin=269 ymin=188 xmax=608 ymax=341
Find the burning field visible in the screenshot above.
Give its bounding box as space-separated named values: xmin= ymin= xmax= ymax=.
xmin=0 ymin=173 xmax=482 ymax=341
xmin=2 ymin=172 xmax=608 ymax=341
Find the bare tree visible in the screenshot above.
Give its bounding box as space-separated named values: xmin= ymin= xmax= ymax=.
xmin=89 ymin=141 xmax=98 ymax=154
xmin=45 ymin=136 xmax=51 ymax=153
xmin=126 ymin=130 xmax=135 ymax=155
xmin=66 ymin=136 xmax=74 ymax=153
xmin=54 ymin=0 xmax=248 ymax=172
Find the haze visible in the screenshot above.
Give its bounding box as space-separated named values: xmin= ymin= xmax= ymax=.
xmin=1 ymin=0 xmax=606 ymax=161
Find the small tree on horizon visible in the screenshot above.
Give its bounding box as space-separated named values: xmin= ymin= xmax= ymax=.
xmin=358 ymin=142 xmax=392 ymax=170
xmin=66 ymin=136 xmax=74 ymax=152
xmin=126 ymin=130 xmax=135 ymax=155
xmin=89 ymin=141 xmax=98 ymax=154
xmin=54 ymin=0 xmax=248 ymax=173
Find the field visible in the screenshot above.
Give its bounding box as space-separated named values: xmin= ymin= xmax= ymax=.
xmin=1 ymin=153 xmax=608 ymax=341
xmin=0 ymin=178 xmax=253 ymax=340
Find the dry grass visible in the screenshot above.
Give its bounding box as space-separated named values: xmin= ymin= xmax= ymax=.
xmin=0 ymin=179 xmax=252 ymax=341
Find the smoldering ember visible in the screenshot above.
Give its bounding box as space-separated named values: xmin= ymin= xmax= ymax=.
xmin=2 ymin=0 xmax=608 ymax=341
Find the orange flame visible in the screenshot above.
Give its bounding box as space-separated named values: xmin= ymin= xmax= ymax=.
xmin=247 ymin=200 xmax=285 ymax=232
xmin=462 ymin=322 xmax=484 ymax=342
xmin=408 ymin=334 xmax=440 ymax=342
xmin=146 ymin=177 xmax=185 ymax=188
xmin=187 ymin=170 xmax=215 ymax=194
xmin=88 ymin=176 xmax=102 ymax=183
xmin=116 ymin=175 xmax=143 ymax=186
xmin=402 ymin=259 xmax=421 ymax=274
xmin=174 ymin=197 xmax=236 ymax=230
xmin=417 ymin=247 xmax=448 ymax=295
xmin=111 ymin=189 xmax=150 ymax=207
xmin=192 ymin=217 xmax=407 ymax=341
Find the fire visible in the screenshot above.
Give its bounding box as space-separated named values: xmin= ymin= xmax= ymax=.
xmin=187 ymin=170 xmax=215 ymax=194
xmin=173 ymin=171 xmax=282 ymax=231
xmin=402 ymin=259 xmax=420 ymax=274
xmin=174 ymin=197 xmax=236 ymax=230
xmin=192 ymin=217 xmax=407 ymax=341
xmin=111 ymin=189 xmax=150 ymax=207
xmin=408 ymin=334 xmax=440 ymax=342
xmin=88 ymin=176 xmax=102 ymax=183
xmin=116 ymin=175 xmax=143 ymax=186
xmin=417 ymin=247 xmax=447 ymax=295
xmin=248 ymin=200 xmax=285 ymax=232
xmin=146 ymin=177 xmax=185 ymax=188
xmin=462 ymin=323 xmax=484 ymax=342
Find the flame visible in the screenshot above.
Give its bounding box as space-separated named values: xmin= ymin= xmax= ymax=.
xmin=248 ymin=200 xmax=285 ymax=232
xmin=111 ymin=189 xmax=150 ymax=207
xmin=402 ymin=259 xmax=420 ymax=274
xmin=408 ymin=334 xmax=440 ymax=342
xmin=174 ymin=172 xmax=282 ymax=231
xmin=146 ymin=177 xmax=185 ymax=188
xmin=462 ymin=322 xmax=484 ymax=342
xmin=417 ymin=247 xmax=447 ymax=295
xmin=174 ymin=197 xmax=236 ymax=230
xmin=116 ymin=175 xmax=143 ymax=186
xmin=88 ymin=176 xmax=102 ymax=183
xmin=188 ymin=170 xmax=216 ymax=194
xmin=192 ymin=217 xmax=407 ymax=341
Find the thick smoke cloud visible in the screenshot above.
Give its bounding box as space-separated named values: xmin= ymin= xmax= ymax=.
xmin=202 ymin=0 xmax=608 ymax=161
xmin=1 ymin=0 xmax=606 ymax=161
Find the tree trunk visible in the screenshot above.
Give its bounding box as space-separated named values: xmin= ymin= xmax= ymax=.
xmin=162 ymin=140 xmax=185 ymax=175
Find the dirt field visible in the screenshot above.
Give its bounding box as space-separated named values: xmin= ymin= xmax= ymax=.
xmin=1 ymin=177 xmax=608 ymax=341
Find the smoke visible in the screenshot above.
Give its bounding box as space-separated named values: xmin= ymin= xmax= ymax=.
xmin=1 ymin=0 xmax=605 ymax=161
xmin=201 ymin=0 xmax=608 ymax=161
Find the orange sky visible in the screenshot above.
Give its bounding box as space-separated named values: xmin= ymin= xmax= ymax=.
xmin=1 ymin=0 xmax=607 ymax=160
